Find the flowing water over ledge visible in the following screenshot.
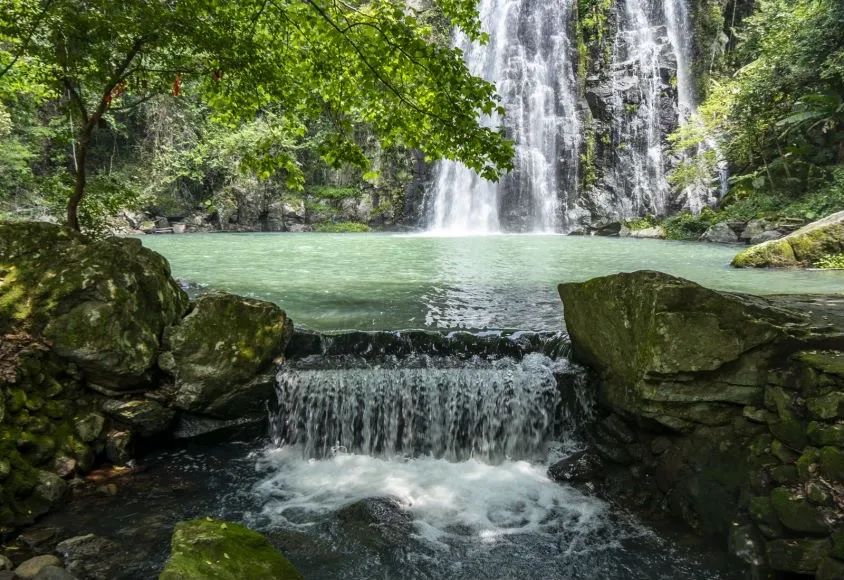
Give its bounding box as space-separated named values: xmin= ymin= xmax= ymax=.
xmin=139 ymin=233 xmax=844 ymax=331
xmin=36 ymin=334 xmax=742 ymax=579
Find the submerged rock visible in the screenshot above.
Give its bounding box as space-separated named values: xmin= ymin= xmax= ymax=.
xmin=159 ymin=293 xmax=292 ymax=418
xmin=732 ymin=209 xmax=844 ymax=267
xmin=335 ymin=497 xmax=414 ymax=550
xmin=159 ymin=519 xmax=302 ymax=580
xmin=0 ymin=222 xmax=189 ymax=388
xmin=55 ymin=534 xmax=121 ymax=580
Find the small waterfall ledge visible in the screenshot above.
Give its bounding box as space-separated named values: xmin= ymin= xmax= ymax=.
xmin=271 ymin=330 xmax=594 ymax=461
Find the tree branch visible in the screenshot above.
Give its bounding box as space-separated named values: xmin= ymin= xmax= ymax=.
xmin=0 ymin=0 xmax=56 ymax=79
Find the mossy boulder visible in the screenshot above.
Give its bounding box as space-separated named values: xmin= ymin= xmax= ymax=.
xmin=732 ymin=209 xmax=844 ymax=268
xmin=159 ymin=293 xmax=292 ymax=418
xmin=159 ymin=519 xmax=302 ymax=580
xmin=766 ymin=538 xmax=831 ymax=574
xmin=558 ymin=271 xmax=805 ymax=417
xmin=0 ymin=222 xmax=189 ymax=388
xmin=770 ymin=487 xmax=829 ymax=534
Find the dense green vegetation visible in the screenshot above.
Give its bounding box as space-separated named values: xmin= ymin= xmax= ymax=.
xmin=670 ymin=0 xmax=844 ymax=233
xmin=0 ymin=0 xmax=513 ymax=233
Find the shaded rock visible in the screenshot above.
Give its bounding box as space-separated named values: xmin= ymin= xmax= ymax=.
xmin=73 ymin=413 xmax=105 ymax=446
xmin=817 ymin=557 xmax=844 ymax=580
xmin=0 ymin=555 xmax=10 ymax=570
xmin=159 ymin=519 xmax=302 ymax=580
xmin=593 ymin=221 xmax=626 ymax=236
xmin=0 ymin=222 xmax=189 ymax=388
xmin=18 ymin=527 xmax=58 ymax=548
xmin=170 ymin=414 xmax=265 ymax=443
xmin=336 ymin=497 xmax=413 ymax=550
xmin=160 ymin=293 xmax=292 ymax=418
xmin=740 ymin=219 xmax=770 ymax=241
xmin=548 ymin=450 xmax=605 ymax=483
xmin=33 ymin=566 xmax=77 ymax=580
xmin=27 ymin=471 xmax=67 ymax=519
xmin=104 ymin=430 xmax=132 ymax=465
xmin=770 ymin=487 xmax=828 ymax=534
xmin=766 ymin=538 xmax=830 ymax=574
xmin=701 ymin=222 xmax=739 ymax=243
xmin=101 ymin=399 xmax=174 ymax=437
xmin=808 ymin=422 xmax=844 ymax=447
xmin=14 ymin=556 xmax=62 ymax=579
xmin=728 ymin=524 xmax=766 ymax=568
xmin=749 ymin=230 xmax=784 ymax=245
xmin=807 ymin=392 xmax=844 ymax=420
xmin=733 ymin=209 xmax=844 ymax=268
xmin=55 ymin=534 xmax=121 ymax=580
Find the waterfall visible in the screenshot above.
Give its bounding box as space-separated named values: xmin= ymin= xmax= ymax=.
xmin=423 ymin=0 xmax=715 ymax=232
xmin=271 ymin=343 xmax=593 ymax=461
xmin=427 ymin=0 xmax=581 ymax=234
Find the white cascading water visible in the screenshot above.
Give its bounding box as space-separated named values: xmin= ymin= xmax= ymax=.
xmin=427 ymin=0 xmax=581 ymax=234
xmin=427 ymin=0 xmax=713 ymax=232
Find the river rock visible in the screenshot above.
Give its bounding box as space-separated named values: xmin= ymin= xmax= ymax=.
xmin=770 ymin=487 xmax=828 ymax=533
xmin=732 ymin=209 xmax=844 ymax=267
xmin=55 ymin=534 xmax=120 ymax=580
xmin=101 ymin=399 xmax=174 ymax=437
xmin=740 ymin=219 xmax=770 ymax=241
xmin=336 ymin=497 xmax=414 ymax=550
xmin=749 ymin=230 xmax=784 ymax=245
xmin=0 ymin=222 xmax=189 ymax=388
xmin=105 ymin=430 xmax=133 ymax=465
xmin=159 ymin=293 xmax=292 ymax=418
xmin=33 ymin=566 xmax=77 ymax=580
xmin=0 ymin=555 xmax=10 ymax=570
xmin=700 ymin=222 xmax=738 ymax=243
xmin=159 ymin=519 xmax=302 ymax=580
xmin=14 ymin=555 xmax=62 ymax=579
xmin=766 ymin=538 xmax=831 ymax=574
xmin=548 ymin=449 xmax=605 ymax=484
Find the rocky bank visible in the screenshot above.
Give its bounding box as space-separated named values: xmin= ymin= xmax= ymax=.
xmin=0 ymin=222 xmax=293 ymax=534
xmin=557 ymin=271 xmax=844 ymax=578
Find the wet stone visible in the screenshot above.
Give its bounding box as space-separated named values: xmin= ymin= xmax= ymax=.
xmin=14 ymin=555 xmax=62 ymax=579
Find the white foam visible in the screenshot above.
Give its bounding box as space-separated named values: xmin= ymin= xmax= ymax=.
xmin=253 ymin=449 xmax=606 ymax=546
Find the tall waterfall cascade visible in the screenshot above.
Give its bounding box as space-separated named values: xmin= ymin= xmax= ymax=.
xmin=425 ymin=0 xmax=714 ymax=233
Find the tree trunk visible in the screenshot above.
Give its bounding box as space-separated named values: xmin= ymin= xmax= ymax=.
xmin=66 ymin=140 xmax=87 ymax=232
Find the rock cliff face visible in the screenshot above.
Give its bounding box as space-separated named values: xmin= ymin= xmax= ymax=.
xmin=0 ymin=222 xmax=291 ymax=530
xmin=559 ymin=271 xmax=844 ymax=578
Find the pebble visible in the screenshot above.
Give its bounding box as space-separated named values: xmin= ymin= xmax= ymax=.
xmin=14 ymin=555 xmax=62 ymax=579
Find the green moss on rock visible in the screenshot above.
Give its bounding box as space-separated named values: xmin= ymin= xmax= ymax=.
xmin=159 ymin=519 xmax=302 ymax=580
xmin=0 ymin=222 xmax=189 ymax=388
xmin=160 ymin=293 xmax=292 ymax=418
xmin=732 ymin=209 xmax=844 ymax=268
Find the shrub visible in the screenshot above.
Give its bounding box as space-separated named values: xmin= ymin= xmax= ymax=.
xmin=314 ymin=221 xmax=370 ymax=233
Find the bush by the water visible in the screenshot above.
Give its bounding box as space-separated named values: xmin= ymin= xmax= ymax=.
xmin=314 ymin=221 xmax=371 ymax=233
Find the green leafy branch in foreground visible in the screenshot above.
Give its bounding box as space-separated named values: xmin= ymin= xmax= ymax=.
xmin=0 ymin=0 xmax=515 ymax=232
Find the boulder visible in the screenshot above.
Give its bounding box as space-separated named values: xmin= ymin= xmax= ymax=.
xmin=159 ymin=519 xmax=302 ymax=580
xmin=55 ymin=534 xmax=121 ymax=580
xmin=159 ymin=293 xmax=292 ymax=418
xmin=14 ymin=556 xmax=62 ymax=580
xmin=740 ymin=219 xmax=770 ymax=241
xmin=558 ymin=271 xmax=805 ymax=415
xmin=770 ymin=487 xmax=828 ymax=534
xmin=335 ymin=497 xmax=413 ymax=550
xmin=101 ymin=399 xmax=175 ymax=438
xmin=749 ymin=230 xmax=784 ymax=245
xmin=548 ymin=449 xmax=606 ymax=484
xmin=733 ymin=209 xmax=844 ymax=267
xmin=700 ymin=222 xmax=738 ymax=243
xmin=0 ymin=222 xmax=189 ymax=388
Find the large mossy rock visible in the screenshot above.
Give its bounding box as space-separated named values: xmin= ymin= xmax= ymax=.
xmin=159 ymin=293 xmax=292 ymax=418
xmin=0 ymin=222 xmax=189 ymax=388
xmin=732 ymin=209 xmax=844 ymax=268
xmin=159 ymin=519 xmax=302 ymax=580
xmin=558 ymin=270 xmax=807 ymax=422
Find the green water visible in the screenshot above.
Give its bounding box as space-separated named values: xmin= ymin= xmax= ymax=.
xmin=139 ymin=233 xmax=844 ymax=331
